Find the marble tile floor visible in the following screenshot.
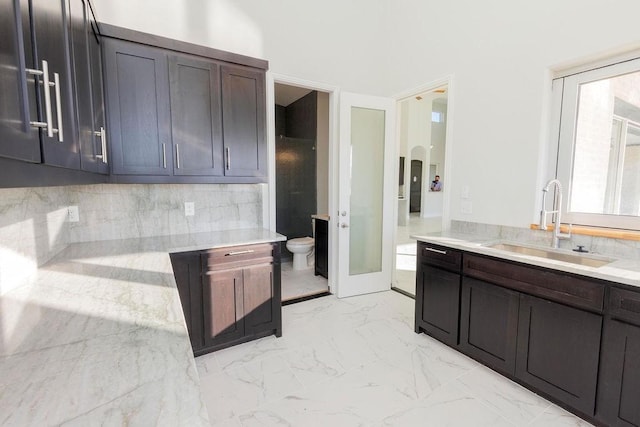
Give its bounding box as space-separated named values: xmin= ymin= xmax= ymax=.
xmin=195 ymin=290 xmax=593 ymax=426
xmin=281 ymin=260 xmax=329 ymax=301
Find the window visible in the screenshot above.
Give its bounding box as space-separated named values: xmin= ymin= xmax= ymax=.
xmin=553 ymin=57 xmax=640 ymax=230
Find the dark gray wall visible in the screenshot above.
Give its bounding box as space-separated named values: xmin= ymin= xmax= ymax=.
xmin=285 ymin=91 xmax=317 ymax=140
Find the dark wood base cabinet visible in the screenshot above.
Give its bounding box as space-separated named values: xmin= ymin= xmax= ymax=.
xmin=171 ymin=242 xmax=282 ymax=356
xmin=314 ymin=218 xmax=328 ymax=279
xmin=413 ymin=243 xmax=640 ymax=426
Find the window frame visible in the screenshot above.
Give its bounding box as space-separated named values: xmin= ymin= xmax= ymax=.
xmin=553 ymin=57 xmax=640 ymax=231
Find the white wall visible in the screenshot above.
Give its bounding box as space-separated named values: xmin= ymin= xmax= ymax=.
xmin=93 ymin=0 xmax=640 ymax=228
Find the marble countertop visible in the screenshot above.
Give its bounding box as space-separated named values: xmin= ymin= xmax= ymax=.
xmin=412 ymin=232 xmax=640 ymax=288
xmin=0 ymin=228 xmax=286 ymax=426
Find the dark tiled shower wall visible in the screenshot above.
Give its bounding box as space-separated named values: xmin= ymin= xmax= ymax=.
xmin=276 ymin=92 xmax=318 ymax=259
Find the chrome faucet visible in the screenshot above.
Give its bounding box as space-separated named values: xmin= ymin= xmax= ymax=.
xmin=540 ymin=179 xmax=571 ymax=249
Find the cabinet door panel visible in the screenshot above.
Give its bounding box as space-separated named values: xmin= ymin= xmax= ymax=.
xmin=597 ymin=319 xmax=640 ymax=427
xmin=243 ymin=263 xmax=276 ymax=334
xmin=516 ymin=294 xmax=602 ymax=416
xmin=221 ymin=65 xmax=266 ymax=178
xmin=170 ymin=252 xmax=204 ymax=352
xmin=203 ymin=269 xmax=244 ymax=347
xmin=87 ymin=20 xmax=108 ymax=174
xmin=104 ymin=39 xmax=171 ymax=175
xmin=460 ymin=277 xmax=519 ymax=375
xmin=0 ymin=0 xmax=41 ymax=163
xmin=416 ymin=264 xmax=460 ymax=346
xmin=169 ymin=55 xmax=223 ymax=176
xmin=67 ymin=0 xmax=95 ymax=172
xmin=32 ymin=0 xmax=80 ymax=169
xmin=314 ymin=219 xmax=328 ymax=278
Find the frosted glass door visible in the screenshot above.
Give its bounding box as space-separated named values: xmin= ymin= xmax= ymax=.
xmin=337 ymin=93 xmax=395 ymax=298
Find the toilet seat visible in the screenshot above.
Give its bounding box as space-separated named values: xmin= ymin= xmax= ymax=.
xmin=287 ymin=237 xmax=314 ymax=247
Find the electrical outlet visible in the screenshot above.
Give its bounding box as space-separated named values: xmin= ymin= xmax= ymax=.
xmin=68 ymin=206 xmax=80 ymax=222
xmin=461 ymin=201 xmax=473 ymax=214
xmin=184 ymin=202 xmax=195 ymax=217
xmin=461 ymin=185 xmax=470 ymax=199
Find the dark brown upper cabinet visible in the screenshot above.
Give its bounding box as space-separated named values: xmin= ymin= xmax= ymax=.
xmin=67 ymin=0 xmax=108 ymax=174
xmin=104 ymin=38 xmax=172 ymax=176
xmin=101 ymin=25 xmax=268 ymax=184
xmin=169 ymin=54 xmax=223 ymax=176
xmin=0 ymin=0 xmax=41 ymax=164
xmin=221 ymin=65 xmax=267 ymax=178
xmin=31 ymin=0 xmax=80 ymax=169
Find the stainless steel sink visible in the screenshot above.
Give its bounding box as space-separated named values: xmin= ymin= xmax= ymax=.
xmin=485 ymin=243 xmax=614 ymax=268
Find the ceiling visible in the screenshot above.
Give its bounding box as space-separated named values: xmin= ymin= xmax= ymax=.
xmin=275 ymin=83 xmax=313 ymax=107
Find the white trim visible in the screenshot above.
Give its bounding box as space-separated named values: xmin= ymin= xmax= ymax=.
xmin=266 ymin=72 xmax=340 ymax=293
xmin=394 ymin=75 xmax=453 ymax=102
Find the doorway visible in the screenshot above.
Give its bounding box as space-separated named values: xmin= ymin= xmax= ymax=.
xmin=273 ymin=83 xmax=330 ymax=303
xmin=394 ymin=85 xmax=449 ymax=297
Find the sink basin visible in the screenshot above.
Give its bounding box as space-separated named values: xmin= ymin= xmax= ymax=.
xmin=485 ymin=243 xmax=614 ymax=268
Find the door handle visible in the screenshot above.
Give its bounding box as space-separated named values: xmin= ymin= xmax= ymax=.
xmin=53 ymin=72 xmax=63 ymax=142
xmin=340 ymin=223 xmax=349 ymax=228
xmin=26 ymin=60 xmax=53 ymax=136
xmin=176 ymin=144 xmax=180 ymax=169
xmin=94 ymin=127 xmax=107 ymax=163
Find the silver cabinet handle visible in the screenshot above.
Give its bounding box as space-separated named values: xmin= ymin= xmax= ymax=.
xmin=424 ymin=247 xmax=447 ymax=255
xmin=94 ymin=127 xmax=107 ymax=163
xmin=176 ymin=144 xmax=180 ymax=169
xmin=224 ymin=250 xmax=254 ymax=256
xmin=162 ymin=143 xmax=167 ymax=168
xmin=226 ymin=147 xmax=230 ymax=170
xmin=25 ymin=62 xmax=48 ymax=130
xmin=53 ymin=72 xmax=63 ymax=142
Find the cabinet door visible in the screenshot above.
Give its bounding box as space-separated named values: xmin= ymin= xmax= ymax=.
xmin=243 ymin=263 xmax=279 ymax=335
xmin=597 ymin=319 xmax=640 ymax=427
xmin=169 ymin=55 xmax=223 ymax=176
xmin=104 ymin=38 xmax=172 ymax=175
xmin=31 ymin=0 xmax=80 ymax=169
xmin=170 ymin=252 xmax=204 ymax=352
xmin=460 ymin=277 xmax=519 ymax=375
xmin=415 ymin=263 xmax=460 ymax=347
xmin=87 ymin=18 xmax=108 ymax=174
xmin=221 ymin=65 xmax=266 ymax=178
xmin=516 ymin=294 xmax=602 ymax=416
xmin=0 ymin=0 xmax=41 ymax=163
xmin=203 ymin=268 xmax=244 ymax=347
xmin=67 ymin=0 xmax=96 ymax=173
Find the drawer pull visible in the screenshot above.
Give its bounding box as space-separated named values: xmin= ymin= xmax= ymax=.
xmin=224 ymin=250 xmax=255 ymax=256
xmin=621 ymin=298 xmax=640 ymax=314
xmin=425 ymin=247 xmax=447 ymax=255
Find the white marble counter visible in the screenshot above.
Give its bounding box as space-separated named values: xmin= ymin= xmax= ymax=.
xmin=412 ymin=232 xmax=640 ymax=288
xmin=0 ymin=229 xmax=285 ymax=426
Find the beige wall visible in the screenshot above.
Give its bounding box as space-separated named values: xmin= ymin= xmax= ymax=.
xmin=316 ymin=92 xmax=329 ymax=214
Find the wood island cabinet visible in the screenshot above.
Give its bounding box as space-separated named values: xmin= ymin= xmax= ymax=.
xmin=170 ymin=242 xmax=282 ymax=356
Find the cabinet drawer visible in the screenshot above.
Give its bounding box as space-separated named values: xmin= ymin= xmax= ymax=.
xmin=463 ymin=254 xmax=605 ymax=312
xmin=418 ymin=242 xmax=462 ymax=273
xmin=610 ymin=287 xmax=640 ymax=327
xmin=205 ymin=243 xmax=277 ymax=271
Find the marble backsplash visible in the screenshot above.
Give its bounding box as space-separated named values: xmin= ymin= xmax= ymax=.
xmin=450 ymin=220 xmax=640 ymax=261
xmin=66 ymin=184 xmax=264 ymax=243
xmin=0 ymin=183 xmax=263 ymax=295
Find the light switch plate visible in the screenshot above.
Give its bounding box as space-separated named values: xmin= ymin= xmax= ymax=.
xmin=461 ymin=201 xmax=473 ymax=214
xmin=184 ymin=202 xmax=195 ymax=217
xmin=68 ymin=206 xmax=80 ymax=222
xmin=461 ymin=185 xmax=470 ymax=199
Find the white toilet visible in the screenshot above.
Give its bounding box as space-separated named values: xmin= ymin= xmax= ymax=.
xmin=286 ymin=237 xmax=315 ymax=270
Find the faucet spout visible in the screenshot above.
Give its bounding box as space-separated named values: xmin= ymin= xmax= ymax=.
xmin=540 ymin=179 xmax=570 ymax=248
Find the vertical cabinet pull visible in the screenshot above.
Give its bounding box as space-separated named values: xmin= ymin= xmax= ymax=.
xmin=176 ymin=144 xmax=180 ymax=169
xmin=53 ymin=72 xmax=63 ymax=142
xmin=226 ymin=147 xmax=230 ymax=170
xmin=162 ymin=143 xmax=167 ymax=168
xmin=94 ymin=127 xmax=107 ymax=163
